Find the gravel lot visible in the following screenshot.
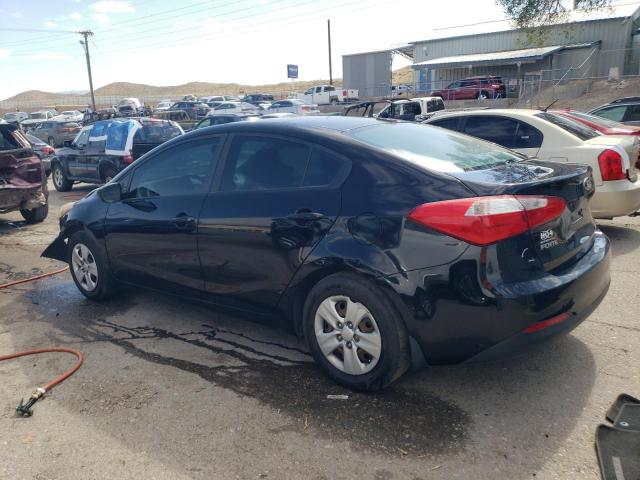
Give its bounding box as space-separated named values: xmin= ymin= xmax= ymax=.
xmin=1 ymin=179 xmax=639 ymax=480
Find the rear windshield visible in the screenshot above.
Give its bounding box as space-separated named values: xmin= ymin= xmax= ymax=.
xmin=59 ymin=122 xmax=81 ymax=128
xmin=133 ymin=122 xmax=182 ymax=143
xmin=536 ymin=112 xmax=600 ymax=140
xmin=0 ymin=129 xmax=27 ymax=151
xmin=347 ymin=122 xmax=522 ymax=173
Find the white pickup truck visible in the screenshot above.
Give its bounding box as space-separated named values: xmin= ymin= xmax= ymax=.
xmin=295 ymin=85 xmax=358 ymax=105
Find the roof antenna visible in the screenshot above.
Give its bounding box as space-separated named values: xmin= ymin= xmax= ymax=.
xmin=542 ymin=98 xmax=559 ymax=112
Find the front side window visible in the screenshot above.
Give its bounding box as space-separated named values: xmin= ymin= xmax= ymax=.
xmin=128 ymin=139 xmax=221 ymax=198
xmin=221 ymin=136 xmax=311 ymax=191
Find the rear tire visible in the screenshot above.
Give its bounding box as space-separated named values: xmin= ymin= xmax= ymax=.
xmin=303 ymin=273 xmax=410 ymax=391
xmin=477 ymin=90 xmax=489 ymax=100
xmin=52 ymin=163 xmax=72 ymax=192
xmin=68 ymin=231 xmax=118 ymax=301
xmin=20 ymin=203 xmax=48 ymax=224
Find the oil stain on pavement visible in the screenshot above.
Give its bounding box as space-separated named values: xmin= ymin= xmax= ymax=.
xmin=24 ymin=279 xmax=470 ymax=457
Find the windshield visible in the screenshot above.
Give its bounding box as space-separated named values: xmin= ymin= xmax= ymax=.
xmin=536 ymin=112 xmax=600 ymax=140
xmin=347 ymin=122 xmax=522 ymax=173
xmin=30 ymin=112 xmax=47 ymax=119
xmin=564 ymin=110 xmax=627 ymax=129
xmin=4 ymin=113 xmax=21 ymax=120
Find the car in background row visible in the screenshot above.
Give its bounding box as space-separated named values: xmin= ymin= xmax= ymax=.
xmin=267 ymin=99 xmax=318 ymax=115
xmin=57 ymin=110 xmax=84 ymax=122
xmin=425 ymin=109 xmax=640 ymax=218
xmin=25 ymin=133 xmax=55 ymax=176
xmin=116 ymin=98 xmax=144 ymax=117
xmin=210 ymin=101 xmax=260 ymax=115
xmin=30 ymin=120 xmax=82 ymax=147
xmin=194 ymin=113 xmax=260 ymax=129
xmin=431 ymin=76 xmax=506 ymax=100
xmin=243 ymin=93 xmax=275 ymax=109
xmin=200 ymin=95 xmax=241 ymax=103
xmin=20 ymin=110 xmax=56 ymax=131
xmin=152 ymin=110 xmax=197 ymax=131
xmin=169 ymin=101 xmax=210 ymax=120
xmin=51 ymin=117 xmax=183 ymax=191
xmin=0 ymin=124 xmax=48 ymax=223
xmin=378 ymin=97 xmax=445 ymax=121
xmin=3 ymin=111 xmax=28 ymax=125
xmin=296 ymin=85 xmax=359 ymax=105
xmin=42 ymin=116 xmax=610 ymax=391
xmin=589 ymin=97 xmax=640 ymax=126
xmin=154 ymin=101 xmax=173 ymax=112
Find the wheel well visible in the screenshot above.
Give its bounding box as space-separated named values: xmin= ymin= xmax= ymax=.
xmin=285 ymin=267 xmax=411 ymax=338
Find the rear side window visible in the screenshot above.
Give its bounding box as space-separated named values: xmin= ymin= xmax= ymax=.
xmin=535 ymin=112 xmax=600 ymax=140
xmin=128 ymin=139 xmax=221 ymax=198
xmin=221 ymin=136 xmax=310 ymax=191
xmin=628 ymin=106 xmax=640 ymax=122
xmin=133 ymin=122 xmax=182 ymax=143
xmin=463 ymin=116 xmax=543 ymax=149
xmin=303 ymin=149 xmax=345 ymax=187
xmin=430 ymin=117 xmax=462 ymax=132
xmin=593 ymin=106 xmax=627 ymax=122
xmin=348 ymin=123 xmax=522 ymax=173
xmin=0 ymin=129 xmax=22 ymax=151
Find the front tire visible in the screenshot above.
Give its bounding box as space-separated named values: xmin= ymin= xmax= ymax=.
xmin=20 ymin=203 xmax=48 ymax=223
xmin=68 ymin=231 xmax=117 ymax=300
xmin=477 ymin=90 xmax=489 ymax=100
xmin=303 ymin=273 xmax=410 ymax=391
xmin=52 ymin=163 xmax=73 ymax=192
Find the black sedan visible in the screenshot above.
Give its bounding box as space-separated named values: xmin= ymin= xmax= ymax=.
xmin=42 ymin=117 xmax=610 ymax=391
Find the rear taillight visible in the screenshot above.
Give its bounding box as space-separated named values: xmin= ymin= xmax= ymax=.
xmin=407 ymin=195 xmax=566 ymax=246
xmin=123 ymin=150 xmax=134 ymax=164
xmin=598 ymin=149 xmax=626 ymax=181
xmin=42 ymin=146 xmax=54 ymax=155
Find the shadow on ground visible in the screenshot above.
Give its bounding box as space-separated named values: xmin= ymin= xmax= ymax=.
xmin=15 ymin=278 xmax=596 ymax=477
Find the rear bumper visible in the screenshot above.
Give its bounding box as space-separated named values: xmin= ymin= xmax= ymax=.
xmin=382 ymin=232 xmax=611 ymax=365
xmin=591 ymin=177 xmax=640 ymax=218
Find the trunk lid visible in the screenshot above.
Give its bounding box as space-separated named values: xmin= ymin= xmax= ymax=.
xmin=449 ymin=159 xmax=596 ymax=272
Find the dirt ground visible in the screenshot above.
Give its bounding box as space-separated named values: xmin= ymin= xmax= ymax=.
xmin=1 ymin=180 xmax=639 ymax=479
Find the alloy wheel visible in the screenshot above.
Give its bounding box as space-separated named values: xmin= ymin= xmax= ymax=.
xmin=71 ymin=243 xmax=98 ymax=292
xmin=53 ymin=167 xmax=63 ymax=188
xmin=314 ymin=295 xmax=382 ymax=375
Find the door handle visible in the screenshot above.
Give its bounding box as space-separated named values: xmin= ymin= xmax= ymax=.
xmin=171 ymin=214 xmax=196 ymax=228
xmin=286 ymin=210 xmax=324 ymax=222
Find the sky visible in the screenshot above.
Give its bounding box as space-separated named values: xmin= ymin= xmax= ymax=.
xmin=0 ymin=0 xmax=511 ymax=99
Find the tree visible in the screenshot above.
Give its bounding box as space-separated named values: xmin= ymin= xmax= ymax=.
xmin=496 ymin=0 xmax=612 ymax=28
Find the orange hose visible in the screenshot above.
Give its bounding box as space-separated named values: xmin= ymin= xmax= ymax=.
xmin=0 ymin=347 xmax=84 ymax=392
xmin=0 ymin=266 xmax=69 ymax=290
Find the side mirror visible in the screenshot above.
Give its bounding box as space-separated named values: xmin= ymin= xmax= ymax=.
xmin=63 ymin=140 xmax=73 ymax=148
xmin=99 ymin=182 xmax=122 ymax=203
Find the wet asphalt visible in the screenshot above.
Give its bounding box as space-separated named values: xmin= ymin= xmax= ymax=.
xmin=0 ymin=180 xmax=639 ymax=479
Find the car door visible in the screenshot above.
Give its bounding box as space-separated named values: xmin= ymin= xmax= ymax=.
xmin=461 ymin=115 xmax=543 ymax=157
xmin=66 ymin=126 xmax=92 ymax=178
xmin=198 ymin=134 xmax=348 ymax=312
xmin=104 ymin=135 xmax=224 ymax=295
xmin=458 ymin=80 xmax=477 ymax=99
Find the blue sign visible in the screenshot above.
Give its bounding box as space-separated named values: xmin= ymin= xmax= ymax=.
xmin=287 ymin=64 xmax=298 ymax=79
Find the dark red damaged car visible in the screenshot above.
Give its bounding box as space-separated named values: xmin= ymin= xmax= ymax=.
xmin=0 ymin=124 xmax=49 ymax=223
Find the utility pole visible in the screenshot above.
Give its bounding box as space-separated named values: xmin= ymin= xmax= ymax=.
xmin=327 ymin=19 xmax=333 ymax=85
xmin=78 ymin=30 xmax=96 ymax=111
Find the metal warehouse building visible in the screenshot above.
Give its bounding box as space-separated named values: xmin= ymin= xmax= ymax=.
xmin=343 ymin=3 xmax=640 ymax=97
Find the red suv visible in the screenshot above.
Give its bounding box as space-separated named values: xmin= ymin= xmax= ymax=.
xmin=431 ymin=76 xmax=506 ymax=100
